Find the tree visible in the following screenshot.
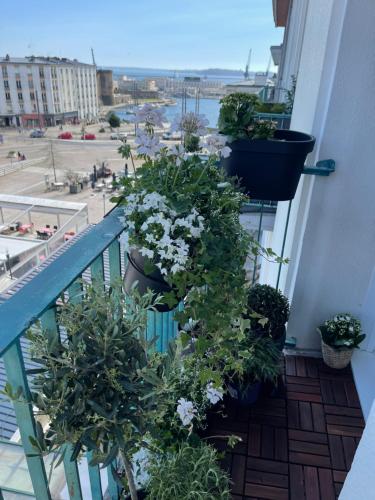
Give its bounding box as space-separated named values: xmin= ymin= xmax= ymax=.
xmin=108 ymin=112 xmax=120 ymax=128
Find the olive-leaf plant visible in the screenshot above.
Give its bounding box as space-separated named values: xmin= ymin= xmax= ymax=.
xmin=27 ymin=283 xmax=164 ymax=500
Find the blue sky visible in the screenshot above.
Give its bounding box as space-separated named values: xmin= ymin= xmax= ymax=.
xmin=1 ymin=0 xmax=284 ymax=71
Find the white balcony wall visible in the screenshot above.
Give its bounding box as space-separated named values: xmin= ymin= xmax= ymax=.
xmin=268 ymin=0 xmax=375 ymax=361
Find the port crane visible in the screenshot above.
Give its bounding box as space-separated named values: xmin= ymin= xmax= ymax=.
xmin=244 ymin=49 xmax=252 ymax=79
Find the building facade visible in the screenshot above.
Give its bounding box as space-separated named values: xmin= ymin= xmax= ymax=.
xmin=0 ymin=55 xmax=98 ymax=127
xmin=96 ymin=69 xmax=114 ymax=106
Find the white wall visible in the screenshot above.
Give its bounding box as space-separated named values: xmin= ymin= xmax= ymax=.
xmin=270 ymin=0 xmax=375 ymax=351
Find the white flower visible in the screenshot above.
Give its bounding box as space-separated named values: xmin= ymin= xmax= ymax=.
xmin=171 ymin=112 xmax=209 ymax=136
xmin=176 ymin=398 xmax=196 ymax=426
xmin=206 ymin=383 xmax=224 ymax=405
xmin=133 ymin=103 xmax=166 ymax=127
xmin=139 ymin=247 xmax=154 ymax=259
xmin=119 ymin=231 xmax=130 ymax=248
xmin=135 ymin=130 xmax=163 ymax=157
xmin=202 ymin=134 xmax=232 ymax=158
xmin=217 ymin=182 xmax=231 ymax=189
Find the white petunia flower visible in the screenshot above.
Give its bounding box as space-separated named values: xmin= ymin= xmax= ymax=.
xmin=139 ymin=247 xmax=154 ymax=259
xmin=206 ymin=383 xmax=224 ymax=405
xmin=176 ymin=398 xmax=197 ymax=426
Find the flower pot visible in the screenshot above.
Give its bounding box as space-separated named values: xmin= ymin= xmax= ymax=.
xmin=221 ymin=130 xmax=315 ymax=201
xmin=273 ymin=325 xmax=287 ymax=352
xmin=321 ymin=338 xmax=354 ymax=369
xmin=124 ymin=249 xmax=174 ymax=312
xmin=227 ymin=380 xmax=262 ymax=406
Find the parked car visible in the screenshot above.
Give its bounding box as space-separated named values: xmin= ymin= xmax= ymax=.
xmin=110 ymin=132 xmax=128 ymax=140
xmin=162 ymin=131 xmax=181 ymax=140
xmin=30 ymin=129 xmax=45 ymax=138
xmin=81 ymin=133 xmax=96 ymax=140
xmin=58 ymin=132 xmax=73 ymax=140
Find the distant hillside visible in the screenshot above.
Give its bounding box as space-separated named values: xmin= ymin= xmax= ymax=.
xmin=102 ymin=66 xmax=247 ymax=82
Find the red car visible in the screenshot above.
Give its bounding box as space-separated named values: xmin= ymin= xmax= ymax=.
xmin=58 ymin=132 xmax=73 ymax=140
xmin=81 ymin=133 xmax=96 ymax=140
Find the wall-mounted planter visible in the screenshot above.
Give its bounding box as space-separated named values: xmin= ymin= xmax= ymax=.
xmin=221 ymin=130 xmax=315 ymax=201
xmin=124 ymin=249 xmax=174 ymax=312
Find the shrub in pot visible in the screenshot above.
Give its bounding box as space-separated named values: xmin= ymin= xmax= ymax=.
xmin=246 ymin=284 xmax=290 ymax=352
xmin=145 ymin=442 xmax=230 ymax=500
xmin=226 ymin=331 xmax=282 ymax=406
xmin=318 ymin=313 xmax=365 ymax=369
xmin=26 ymin=283 xmax=166 ymax=500
xmin=218 ymin=93 xmax=315 ymax=201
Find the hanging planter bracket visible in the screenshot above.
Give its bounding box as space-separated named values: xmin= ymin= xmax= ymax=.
xmin=303 ymin=159 xmax=335 ymax=176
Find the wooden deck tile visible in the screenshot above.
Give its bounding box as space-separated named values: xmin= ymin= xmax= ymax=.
xmin=304 ymin=466 xmax=320 ymax=500
xmin=244 ymin=483 xmax=288 ymax=500
xmin=207 ymin=355 xmax=364 ymax=499
xmin=318 ymin=468 xmax=335 ymax=500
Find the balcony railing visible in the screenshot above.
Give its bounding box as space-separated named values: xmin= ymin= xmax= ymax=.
xmin=0 ymin=207 xmax=179 ymax=499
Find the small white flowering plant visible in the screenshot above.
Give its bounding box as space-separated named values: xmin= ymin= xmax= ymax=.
xmin=148 ymin=348 xmax=224 ymax=451
xmin=320 ymin=313 xmax=365 ymax=349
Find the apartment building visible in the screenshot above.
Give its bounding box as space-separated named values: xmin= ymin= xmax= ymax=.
xmin=0 ymin=55 xmax=98 ymax=127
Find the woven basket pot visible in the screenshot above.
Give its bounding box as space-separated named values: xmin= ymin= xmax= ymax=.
xmin=321 ymin=339 xmax=354 ymax=369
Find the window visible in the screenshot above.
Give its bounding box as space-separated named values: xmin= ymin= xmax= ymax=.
xmin=3 ymin=80 xmax=9 ymax=89
xmin=43 ymin=104 xmax=48 ymax=113
xmin=30 ymin=92 xmax=35 ymax=100
xmin=16 ymin=80 xmax=22 ymax=89
xmin=19 ymin=104 xmax=24 ymax=113
xmin=41 ymin=80 xmax=46 ymax=90
xmin=41 ymin=93 xmax=47 ymax=102
xmin=5 ymin=92 xmax=11 ymax=101
xmin=28 ymin=77 xmax=34 ymax=89
xmin=32 ymin=103 xmax=37 ymax=112
xmin=39 ymin=67 xmax=44 ymax=78
xmin=18 ymin=92 xmax=23 ymax=101
xmin=2 ymin=66 xmax=8 ymax=78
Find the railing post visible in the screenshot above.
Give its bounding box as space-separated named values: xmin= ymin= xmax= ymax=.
xmin=2 ymin=340 xmax=51 ymax=500
xmin=108 ymin=239 xmax=121 ymax=283
xmin=87 ymin=451 xmax=103 ymax=500
xmin=91 ymin=254 xmax=105 ymax=284
xmin=67 ymin=282 xmax=104 ymax=499
xmin=40 ymin=309 xmax=83 ymax=500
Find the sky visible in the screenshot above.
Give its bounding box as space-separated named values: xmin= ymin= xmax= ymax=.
xmin=1 ymin=0 xmax=284 ymax=71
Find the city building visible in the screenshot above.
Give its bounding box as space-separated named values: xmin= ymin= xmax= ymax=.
xmin=97 ymin=69 xmax=114 ymax=106
xmin=0 ymin=55 xmax=99 ymax=127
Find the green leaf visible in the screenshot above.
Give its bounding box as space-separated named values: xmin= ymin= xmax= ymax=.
xmin=101 ymin=445 xmax=119 ymax=469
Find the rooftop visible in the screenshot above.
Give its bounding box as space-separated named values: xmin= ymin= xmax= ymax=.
xmin=0 ymin=55 xmax=94 ymax=67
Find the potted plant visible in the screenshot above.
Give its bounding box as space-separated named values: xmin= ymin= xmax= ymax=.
xmin=113 ymin=104 xmax=276 ymax=323
xmin=145 ymin=442 xmax=230 ymax=500
xmin=26 ymin=283 xmax=165 ymax=500
xmin=218 ymin=93 xmax=315 ymax=201
xmin=227 ymin=330 xmax=282 ymax=406
xmin=65 ymin=169 xmax=82 ymax=194
xmin=318 ymin=313 xmax=365 ymax=369
xmin=246 ymin=284 xmax=290 ymax=352
xmin=149 ymin=344 xmax=224 ymax=451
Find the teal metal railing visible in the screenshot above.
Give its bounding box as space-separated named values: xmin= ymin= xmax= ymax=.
xmin=0 ymin=207 xmax=179 ymax=499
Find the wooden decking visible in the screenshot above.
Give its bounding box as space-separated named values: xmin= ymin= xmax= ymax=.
xmin=208 ymin=355 xmax=365 ymax=500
